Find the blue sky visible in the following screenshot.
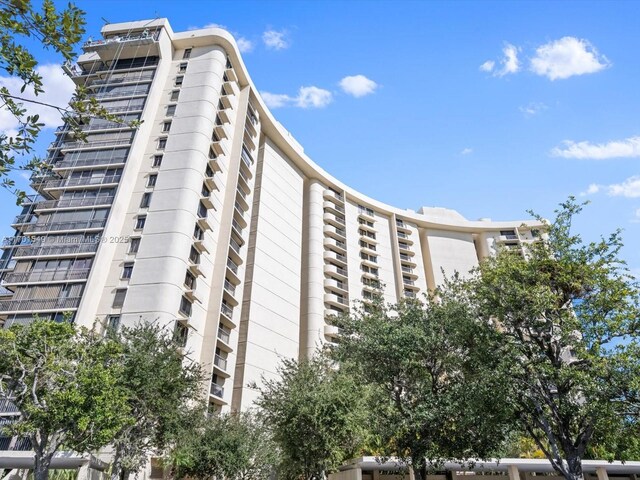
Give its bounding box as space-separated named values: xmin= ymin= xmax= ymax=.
xmin=1 ymin=0 xmax=639 ymax=276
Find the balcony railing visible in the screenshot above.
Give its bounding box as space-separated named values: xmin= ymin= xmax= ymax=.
xmin=89 ymin=71 xmax=155 ymax=86
xmin=43 ymin=175 xmax=121 ymax=189
xmin=23 ymin=219 xmax=107 ymax=233
xmin=0 ymin=436 xmax=32 ymax=452
xmin=217 ymin=327 xmax=230 ymax=344
xmin=36 ymin=196 xmax=115 ymax=210
xmin=226 ymin=258 xmax=238 ymax=275
xmin=0 ymin=296 xmax=82 ymax=312
xmin=220 ymin=302 xmax=233 ymax=319
xmin=214 ymin=354 xmax=228 ymax=371
xmin=3 ymin=268 xmax=91 ymax=284
xmin=224 ymin=280 xmax=236 ymax=296
xmin=83 ymin=30 xmax=160 ymax=49
xmin=60 ymin=139 xmax=132 ymax=150
xmin=13 ymin=242 xmax=98 ymax=258
xmin=229 ymin=238 xmax=242 ymax=256
xmin=54 ymin=155 xmax=127 ymax=169
xmin=231 ymin=219 xmax=243 ymax=235
xmin=210 ymin=383 xmax=224 ymax=398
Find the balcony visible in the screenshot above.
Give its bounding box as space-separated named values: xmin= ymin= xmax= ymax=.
xmin=35 ymin=196 xmax=114 ymax=211
xmin=396 ymin=231 xmax=413 ymax=242
xmin=210 ymin=382 xmax=224 ymax=399
xmin=228 ymin=237 xmax=243 ymax=264
xmin=0 ymin=296 xmax=82 ymax=314
xmin=220 ymin=302 xmax=235 ymax=328
xmin=236 ymin=189 xmax=249 ymax=211
xmin=324 ymin=263 xmax=348 ymax=280
xmin=401 ymin=265 xmax=418 ymax=278
xmin=240 ymin=149 xmax=254 ymax=171
xmin=221 ymin=81 xmax=238 ymax=97
xmin=233 ymin=202 xmax=248 ymax=228
xmin=243 ymin=130 xmax=256 ymax=152
xmin=226 ymin=257 xmax=241 ymax=284
xmin=59 ymin=138 xmax=133 ymax=152
xmin=223 ymin=280 xmax=237 ymax=305
xmin=323 ymin=212 xmax=345 ymax=228
xmin=324 ymin=250 xmax=347 ymax=266
xmin=399 ymin=253 xmax=417 ymax=266
xmin=13 ymin=242 xmax=98 ymax=259
xmin=324 ymin=293 xmax=349 ymax=309
xmin=42 ymin=174 xmax=122 ymax=191
xmin=224 ymin=67 xmax=238 ymax=83
xmin=398 ymin=244 xmax=414 ymax=255
xmin=3 ymin=268 xmax=91 ymax=285
xmin=323 ymin=188 xmax=344 ymax=204
xmin=497 ymin=234 xmax=520 ymax=242
xmin=324 ymin=224 xmax=346 ymax=240
xmin=83 ymin=30 xmax=160 ymax=61
xmin=244 ymin=117 xmax=257 ymax=138
xmin=53 ymin=155 xmax=127 ymax=170
xmin=358 ymin=208 xmax=375 ymax=221
xmin=323 ymin=201 xmax=345 ymax=214
xmin=231 ymin=218 xmax=244 ymax=238
xmin=23 ymin=218 xmax=107 ymax=234
xmin=214 ymin=354 xmax=229 ymax=374
xmin=210 ymin=137 xmax=226 ymax=157
xmin=217 ymin=327 xmax=232 ymax=349
xmin=197 ymin=212 xmax=212 ymax=231
xmin=324 ymin=278 xmax=348 ymax=295
xmin=324 ymin=237 xmax=346 ymax=253
xmin=396 ymin=219 xmax=411 ymax=232
xmin=213 ymin=123 xmax=229 ymax=140
xmin=324 ymin=324 xmax=340 ymax=338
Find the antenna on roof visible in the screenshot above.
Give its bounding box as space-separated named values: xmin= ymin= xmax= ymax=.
xmin=101 ymin=17 xmax=110 ymax=24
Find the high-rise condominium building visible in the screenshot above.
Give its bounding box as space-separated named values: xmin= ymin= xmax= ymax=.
xmin=0 ymin=19 xmax=541 ymax=414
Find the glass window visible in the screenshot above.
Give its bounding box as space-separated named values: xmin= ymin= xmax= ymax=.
xmin=166 ymin=105 xmax=176 ymax=116
xmin=162 ymin=121 xmax=171 ymax=132
xmin=107 ymin=315 xmax=121 ymax=332
xmin=112 ymin=289 xmax=127 ymax=308
xmin=140 ymin=192 xmax=152 ymax=208
xmin=158 ymin=138 xmax=167 ymax=150
xmin=135 ymin=216 xmax=146 ymax=230
xmin=153 ymin=155 xmax=163 ymax=167
xmin=147 ymin=174 xmax=157 ymax=187
xmin=179 ymin=62 xmax=188 ymax=73
xmin=175 ymin=76 xmax=184 ymax=86
xmin=121 ymin=263 xmax=133 ymax=279
xmin=183 ymin=48 xmax=191 ymax=59
xmin=129 ymin=237 xmax=140 ymax=254
xmin=170 ymin=90 xmax=179 ymax=102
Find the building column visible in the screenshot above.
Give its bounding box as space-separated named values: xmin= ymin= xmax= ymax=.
xmin=596 ymin=467 xmax=609 ymax=480
xmin=300 ymin=179 xmax=326 ymax=358
xmin=508 ymin=465 xmax=520 ymax=480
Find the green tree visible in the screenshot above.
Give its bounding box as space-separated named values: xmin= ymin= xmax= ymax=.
xmin=170 ymin=411 xmax=278 ymax=480
xmin=107 ymin=322 xmax=206 ymax=480
xmin=332 ymin=290 xmax=513 ymax=480
xmin=0 ymin=0 xmax=135 ymax=202
xmin=0 ymin=320 xmax=131 ymax=480
xmin=471 ymin=198 xmax=640 ymax=480
xmin=254 ymin=356 xmax=371 ymax=480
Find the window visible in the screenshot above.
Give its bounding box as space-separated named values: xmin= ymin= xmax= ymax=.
xmin=208 ymin=148 xmax=217 ymax=160
xmin=112 ymin=288 xmax=127 ymax=308
xmin=121 ymin=263 xmax=134 ymax=279
xmin=129 ymin=237 xmax=141 ymax=254
xmin=193 ymin=224 xmax=204 ymax=240
xmin=398 ymin=242 xmax=409 ymax=249
xmin=360 ymin=240 xmax=376 ymax=251
xmin=157 ymin=138 xmax=167 ymax=150
xmin=183 ymin=48 xmax=192 ymax=59
xmin=166 ymin=105 xmax=176 ymax=116
xmin=178 ymin=62 xmax=188 ymax=73
xmin=140 ymin=192 xmax=152 ymax=208
xmin=173 ymin=321 xmax=188 ymax=347
xmin=107 ymin=315 xmax=121 ymax=332
xmin=175 ymin=75 xmax=184 ymax=86
xmin=359 ymin=228 xmax=376 ymax=239
xmin=189 ymin=247 xmax=200 ymax=264
xmin=198 ymin=202 xmax=207 ymax=218
xmin=358 ymin=205 xmax=374 ymax=216
xmin=147 ymin=174 xmax=157 ymax=187
xmin=184 ymin=271 xmax=196 ymax=290
xmin=201 ymin=185 xmax=211 ymax=198
xmin=135 ymin=215 xmax=146 ymax=230
xmin=153 ymin=155 xmax=163 ymax=167
xmin=170 ymin=90 xmax=180 ymax=101
xmin=179 ymin=296 xmax=192 ymax=316
xmin=358 ymin=219 xmax=374 ymax=228
xmin=162 ymin=121 xmax=171 ymax=132
xmin=205 ymin=165 xmax=214 ymax=178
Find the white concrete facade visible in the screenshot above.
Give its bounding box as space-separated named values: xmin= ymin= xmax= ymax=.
xmin=0 ymin=18 xmax=543 ymax=415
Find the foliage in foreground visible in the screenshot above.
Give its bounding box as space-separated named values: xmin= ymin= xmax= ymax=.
xmin=0 ymin=320 xmax=130 ymax=480
xmin=253 ymin=356 xmax=372 ymax=480
xmin=470 ymin=198 xmax=640 ymax=480
xmin=169 ymin=411 xmax=278 ymax=480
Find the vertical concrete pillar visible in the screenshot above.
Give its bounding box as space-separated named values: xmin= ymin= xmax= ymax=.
xmin=76 ymin=463 xmax=90 ymax=480
xmin=596 ymin=467 xmax=609 ymax=480
xmin=300 ymin=179 xmax=327 ymax=358
xmin=508 ymin=465 xmax=520 ymax=480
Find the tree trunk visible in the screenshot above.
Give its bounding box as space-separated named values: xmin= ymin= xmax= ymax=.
xmin=563 ymin=456 xmax=584 ymax=480
xmin=110 ymin=445 xmax=123 ymax=480
xmin=413 ymin=465 xmax=428 ymax=480
xmin=33 ymin=451 xmax=53 ymax=480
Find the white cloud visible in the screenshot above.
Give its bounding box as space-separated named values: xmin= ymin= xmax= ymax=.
xmin=263 ymin=29 xmax=289 ymax=50
xmin=0 ymin=64 xmax=74 ymax=136
xmin=632 ymin=208 xmax=640 ymax=224
xmin=579 ymin=183 xmax=601 ymax=196
xmin=607 ymin=176 xmax=640 ymax=198
xmin=461 ymin=148 xmax=473 ymax=155
xmin=481 ymin=43 xmax=520 ymax=77
xmin=260 ymin=86 xmax=332 ymax=109
xmin=551 ymin=136 xmax=640 ymax=160
xmin=260 ymin=91 xmax=293 ymax=109
xmin=188 ymin=23 xmax=227 ymax=31
xmin=339 ymin=75 xmax=378 ymax=97
xmin=479 ymin=60 xmax=495 ymax=72
xmin=519 ymin=102 xmax=548 ymax=117
xmin=296 ymin=86 xmax=332 ymax=108
xmin=236 ymin=37 xmax=253 ymax=53
xmin=530 ymin=37 xmax=610 ymax=80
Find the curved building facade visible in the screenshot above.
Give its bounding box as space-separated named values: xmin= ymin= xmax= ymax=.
xmin=0 ymin=19 xmax=542 ymax=414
